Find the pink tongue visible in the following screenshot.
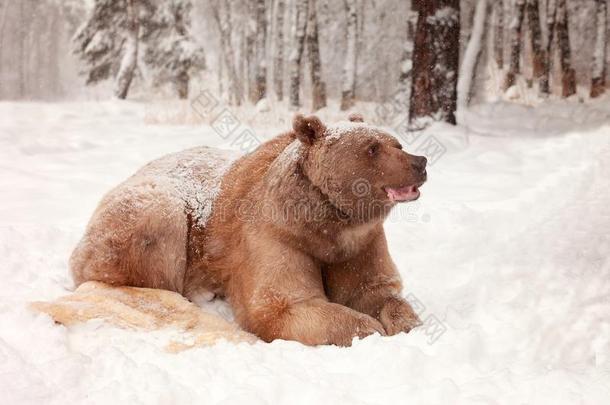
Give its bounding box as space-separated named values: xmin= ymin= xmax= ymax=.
xmin=386 ymin=185 xmax=419 ymax=202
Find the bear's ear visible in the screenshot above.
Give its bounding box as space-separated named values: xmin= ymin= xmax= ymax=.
xmin=292 ymin=114 xmax=326 ymax=145
xmin=348 ymin=113 xmax=364 ymax=123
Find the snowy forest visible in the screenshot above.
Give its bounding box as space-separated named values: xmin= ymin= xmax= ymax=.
xmin=0 ymin=0 xmax=608 ymax=118
xmin=1 ymin=1 xmax=609 ymax=404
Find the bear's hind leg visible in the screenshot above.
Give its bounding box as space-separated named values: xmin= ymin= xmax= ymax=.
xmin=70 ymin=186 xmax=188 ymax=293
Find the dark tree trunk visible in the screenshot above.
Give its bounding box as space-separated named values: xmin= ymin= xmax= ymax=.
xmin=307 ymin=0 xmax=326 ymax=111
xmin=591 ymin=0 xmax=607 ymax=98
xmin=254 ymin=0 xmax=267 ymax=102
xmin=493 ymin=0 xmax=504 ymax=69
xmin=540 ymin=0 xmax=557 ymax=95
xmin=526 ymin=0 xmax=544 ymax=79
xmin=556 ymin=0 xmax=576 ymax=97
xmin=274 ymin=0 xmax=286 ymax=100
xmin=409 ymin=0 xmax=460 ymax=126
xmin=176 ymin=71 xmax=188 ymax=99
xmin=289 ymin=0 xmax=308 ymax=108
xmin=503 ymin=0 xmax=525 ymax=90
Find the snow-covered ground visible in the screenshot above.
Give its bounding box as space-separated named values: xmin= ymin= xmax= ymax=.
xmin=0 ymin=99 xmax=609 ymax=404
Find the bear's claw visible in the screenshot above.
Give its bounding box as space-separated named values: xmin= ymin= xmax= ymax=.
xmin=378 ymin=297 xmax=422 ymax=336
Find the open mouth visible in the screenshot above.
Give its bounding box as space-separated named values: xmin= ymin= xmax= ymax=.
xmin=384 ymin=182 xmax=424 ymax=203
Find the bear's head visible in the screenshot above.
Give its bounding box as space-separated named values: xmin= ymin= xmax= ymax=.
xmin=293 ymin=113 xmax=427 ymax=223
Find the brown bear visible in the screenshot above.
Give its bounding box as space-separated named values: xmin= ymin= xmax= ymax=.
xmin=70 ymin=113 xmax=427 ymax=346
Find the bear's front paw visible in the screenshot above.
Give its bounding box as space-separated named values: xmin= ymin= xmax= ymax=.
xmin=352 ymin=313 xmax=386 ymax=339
xmin=329 ymin=311 xmax=386 ymax=346
xmin=378 ymin=296 xmax=422 ymax=336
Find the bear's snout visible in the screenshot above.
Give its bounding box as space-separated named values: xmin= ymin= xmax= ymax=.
xmin=409 ymin=155 xmax=427 ymax=175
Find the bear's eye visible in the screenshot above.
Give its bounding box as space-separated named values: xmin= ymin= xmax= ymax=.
xmin=367 ymin=142 xmax=380 ymax=157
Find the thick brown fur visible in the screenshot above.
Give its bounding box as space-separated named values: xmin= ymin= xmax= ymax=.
xmin=71 ymin=114 xmax=427 ymax=346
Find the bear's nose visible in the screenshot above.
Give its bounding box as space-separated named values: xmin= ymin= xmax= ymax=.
xmin=410 ymin=155 xmax=427 ymax=173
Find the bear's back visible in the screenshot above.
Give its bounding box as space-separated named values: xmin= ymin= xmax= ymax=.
xmin=128 ymin=146 xmax=242 ymax=229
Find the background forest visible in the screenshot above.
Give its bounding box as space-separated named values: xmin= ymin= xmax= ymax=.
xmin=0 ymin=0 xmax=607 ymax=124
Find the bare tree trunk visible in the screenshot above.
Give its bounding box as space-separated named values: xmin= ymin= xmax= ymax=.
xmin=540 ymin=0 xmax=557 ymax=95
xmin=493 ymin=0 xmax=504 ymax=68
xmin=115 ymin=0 xmax=139 ymax=99
xmin=556 ymin=0 xmax=576 ymax=97
xmin=458 ymin=0 xmax=488 ymax=109
xmin=0 ymin=0 xmax=9 ymax=98
xmin=503 ymin=0 xmax=525 ymax=90
xmin=289 ymin=0 xmax=308 ymax=108
xmin=398 ymin=10 xmax=417 ymax=91
xmin=274 ymin=0 xmax=286 ymax=101
xmin=218 ymin=51 xmax=224 ymax=97
xmin=19 ymin=0 xmax=26 ymax=98
xmin=254 ymin=0 xmax=267 ymax=102
xmin=340 ymin=0 xmax=358 ymax=110
xmin=409 ymin=0 xmax=460 ymax=126
xmin=237 ymin=26 xmax=245 ymax=97
xmin=355 ymin=0 xmax=364 ymax=101
xmin=591 ymin=0 xmax=607 ymax=98
xmin=245 ymin=1 xmax=256 ymax=102
xmin=472 ymin=2 xmax=494 ymax=103
xmin=307 ymin=0 xmax=326 ymax=111
xmin=175 ymin=11 xmax=189 ymax=100
xmin=48 ymin=6 xmax=61 ymax=98
xmin=176 ymin=71 xmax=189 ymax=99
xmin=212 ymin=0 xmax=243 ymax=105
xmin=526 ymin=0 xmax=544 ymax=79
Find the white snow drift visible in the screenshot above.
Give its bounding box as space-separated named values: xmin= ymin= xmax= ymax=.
xmin=0 ymin=99 xmax=609 ymax=404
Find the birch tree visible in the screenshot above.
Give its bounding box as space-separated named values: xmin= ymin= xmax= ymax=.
xmin=19 ymin=0 xmax=26 ymax=98
xmin=114 ymin=0 xmax=138 ymax=99
xmin=0 ymin=0 xmax=9 ymax=96
xmin=503 ymin=0 xmax=525 ymax=90
xmin=409 ymin=0 xmax=460 ymax=126
xmin=526 ymin=0 xmax=544 ymax=80
xmin=556 ymin=0 xmax=576 ymax=97
xmin=493 ymin=0 xmax=504 ymax=68
xmin=73 ymin=0 xmax=148 ymax=100
xmin=289 ymin=0 xmax=308 ymax=108
xmin=398 ymin=10 xmax=418 ymax=92
xmin=458 ymin=0 xmax=488 ymax=109
xmin=540 ymin=0 xmax=557 ymax=95
xmin=307 ymin=0 xmax=326 ymax=111
xmin=46 ymin=5 xmax=61 ymax=98
xmin=254 ymin=0 xmax=267 ymax=102
xmin=591 ymin=0 xmax=607 ymax=98
xmin=211 ymin=0 xmax=243 ymax=104
xmin=245 ymin=1 xmax=256 ymax=102
xmin=340 ymin=0 xmax=358 ymax=110
xmin=539 ymin=0 xmax=576 ymax=97
xmin=274 ymin=0 xmax=286 ymax=100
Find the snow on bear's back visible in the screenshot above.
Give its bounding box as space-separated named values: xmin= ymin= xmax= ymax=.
xmin=129 ymin=146 xmax=242 ymax=228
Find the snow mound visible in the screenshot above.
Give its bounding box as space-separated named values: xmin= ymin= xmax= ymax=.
xmin=31 ymin=281 xmax=255 ymax=352
xmin=0 ymin=100 xmax=609 ymax=404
